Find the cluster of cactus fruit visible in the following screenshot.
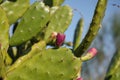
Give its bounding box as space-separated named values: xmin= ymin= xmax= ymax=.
xmin=0 ymin=0 xmax=110 ymax=80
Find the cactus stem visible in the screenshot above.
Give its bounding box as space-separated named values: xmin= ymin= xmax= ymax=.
xmin=74 ymin=0 xmax=108 ymax=57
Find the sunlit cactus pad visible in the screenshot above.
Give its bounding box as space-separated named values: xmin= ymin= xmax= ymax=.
xmin=1 ymin=0 xmax=29 ymax=24
xmin=0 ymin=7 xmax=9 ymax=50
xmin=5 ymin=48 xmax=81 ymax=80
xmin=9 ymin=2 xmax=50 ymax=46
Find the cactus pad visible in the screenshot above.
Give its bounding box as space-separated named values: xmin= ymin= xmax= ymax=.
xmin=0 ymin=6 xmax=9 ymax=77
xmin=73 ymin=18 xmax=84 ymax=51
xmin=6 ymin=48 xmax=81 ymax=80
xmin=1 ymin=0 xmax=30 ymax=24
xmin=105 ymin=50 xmax=120 ymax=80
xmin=44 ymin=5 xmax=73 ymax=41
xmin=0 ymin=7 xmax=9 ymax=50
xmin=9 ymin=2 xmax=50 ymax=46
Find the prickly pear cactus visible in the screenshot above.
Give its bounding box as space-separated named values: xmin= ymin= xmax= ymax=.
xmin=105 ymin=50 xmax=120 ymax=80
xmin=0 ymin=0 xmax=108 ymax=80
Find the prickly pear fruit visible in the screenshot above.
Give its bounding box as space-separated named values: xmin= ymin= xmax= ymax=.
xmin=55 ymin=33 xmax=66 ymax=47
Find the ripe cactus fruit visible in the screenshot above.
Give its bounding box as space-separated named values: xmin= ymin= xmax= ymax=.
xmin=1 ymin=0 xmax=30 ymax=24
xmin=44 ymin=5 xmax=73 ymax=42
xmin=6 ymin=48 xmax=81 ymax=80
xmin=9 ymin=2 xmax=50 ymax=46
xmin=55 ymin=33 xmax=66 ymax=47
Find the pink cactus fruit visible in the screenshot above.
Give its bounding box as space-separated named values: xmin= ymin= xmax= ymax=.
xmin=55 ymin=33 xmax=66 ymax=47
xmin=80 ymin=48 xmax=98 ymax=61
xmin=76 ymin=77 xmax=83 ymax=80
xmin=87 ymin=47 xmax=97 ymax=57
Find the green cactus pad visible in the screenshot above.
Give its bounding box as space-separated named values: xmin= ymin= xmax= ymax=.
xmin=0 ymin=50 xmax=5 ymax=78
xmin=6 ymin=48 xmax=81 ymax=80
xmin=43 ymin=0 xmax=64 ymax=7
xmin=45 ymin=5 xmax=73 ymax=42
xmin=0 ymin=7 xmax=9 ymax=50
xmin=9 ymin=2 xmax=50 ymax=46
xmin=73 ymin=18 xmax=84 ymax=51
xmin=0 ymin=6 xmax=11 ymax=76
xmin=0 ymin=7 xmax=12 ymax=65
xmin=105 ymin=50 xmax=120 ymax=80
xmin=1 ymin=0 xmax=30 ymax=24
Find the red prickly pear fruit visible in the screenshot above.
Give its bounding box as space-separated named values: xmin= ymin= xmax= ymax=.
xmin=55 ymin=33 xmax=65 ymax=47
